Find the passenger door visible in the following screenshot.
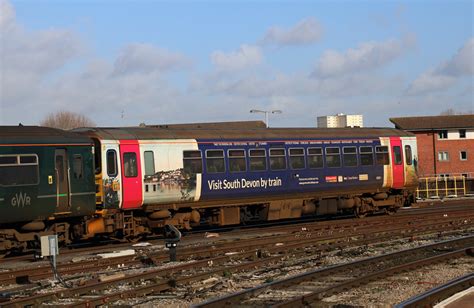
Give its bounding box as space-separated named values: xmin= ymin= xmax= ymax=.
xmin=120 ymin=141 xmax=143 ymax=209
xmin=54 ymin=149 xmax=70 ymax=212
xmin=389 ymin=137 xmax=404 ymax=189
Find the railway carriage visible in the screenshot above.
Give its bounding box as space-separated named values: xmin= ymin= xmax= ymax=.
xmin=76 ymin=122 xmax=418 ymax=234
xmin=0 ymin=126 xmax=95 ymax=254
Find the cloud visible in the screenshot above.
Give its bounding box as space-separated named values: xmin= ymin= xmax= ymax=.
xmin=313 ymin=35 xmax=416 ymax=77
xmin=0 ymin=0 xmax=15 ymax=29
xmin=113 ymin=43 xmax=191 ymax=75
xmin=407 ymin=37 xmax=473 ymax=95
xmin=261 ymin=17 xmax=323 ymax=46
xmin=437 ymin=38 xmax=474 ymax=77
xmin=211 ymin=44 xmax=263 ymax=71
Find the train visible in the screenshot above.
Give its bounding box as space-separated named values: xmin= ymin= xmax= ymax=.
xmin=0 ymin=121 xmax=418 ymax=255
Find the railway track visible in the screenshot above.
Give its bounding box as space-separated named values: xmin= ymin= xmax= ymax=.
xmin=0 ymin=202 xmax=471 ymax=265
xmin=1 ymin=209 xmax=473 ymax=306
xmin=0 ymin=207 xmax=473 ymax=285
xmin=195 ymin=237 xmax=474 ymax=307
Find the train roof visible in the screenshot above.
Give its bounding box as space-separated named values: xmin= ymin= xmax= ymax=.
xmin=74 ymin=121 xmax=414 ymax=140
xmin=0 ymin=126 xmax=93 ymax=145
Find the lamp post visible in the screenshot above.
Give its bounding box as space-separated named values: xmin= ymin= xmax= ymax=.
xmin=250 ymin=109 xmax=282 ymax=128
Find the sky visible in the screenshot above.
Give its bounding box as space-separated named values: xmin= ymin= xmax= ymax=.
xmin=0 ymin=0 xmax=473 ymax=128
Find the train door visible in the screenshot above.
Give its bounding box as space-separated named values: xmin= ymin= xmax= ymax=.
xmin=102 ymin=141 xmax=122 ymax=208
xmin=54 ymin=149 xmax=70 ymax=213
xmin=389 ymin=137 xmax=404 ymax=189
xmin=401 ymin=137 xmax=418 ymax=188
xmin=120 ymin=140 xmax=143 ymax=209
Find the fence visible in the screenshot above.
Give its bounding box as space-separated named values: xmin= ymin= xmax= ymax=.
xmin=416 ymin=176 xmax=474 ymax=199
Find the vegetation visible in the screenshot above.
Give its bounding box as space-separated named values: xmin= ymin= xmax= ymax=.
xmin=40 ymin=111 xmax=95 ymax=130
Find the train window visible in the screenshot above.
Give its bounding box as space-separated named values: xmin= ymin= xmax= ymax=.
xmin=325 ymin=147 xmax=341 ymax=168
xmin=249 ymin=149 xmax=267 ymax=171
xmin=360 ymin=146 xmax=374 ymax=166
xmin=0 ymin=154 xmax=39 ymax=186
xmin=183 ymin=151 xmax=202 ymax=174
xmin=20 ymin=155 xmax=37 ymax=164
xmin=123 ymin=152 xmax=138 ymax=177
xmin=206 ymin=150 xmax=225 ymax=173
xmin=393 ymin=146 xmax=402 ymax=165
xmin=106 ymin=150 xmax=118 ymax=177
xmin=289 ymin=148 xmax=305 ymax=169
xmin=307 ymin=148 xmax=323 ymax=169
xmin=144 ymin=151 xmax=155 ymax=176
xmin=375 ymin=146 xmax=390 ymax=165
xmin=73 ymin=155 xmax=83 ymax=179
xmin=0 ymin=156 xmax=17 ymax=165
xmin=405 ymin=145 xmax=412 ymax=165
xmin=343 ymin=147 xmax=357 ymax=167
xmin=228 ymin=149 xmax=246 ymax=172
xmin=269 ymin=149 xmax=286 ymax=170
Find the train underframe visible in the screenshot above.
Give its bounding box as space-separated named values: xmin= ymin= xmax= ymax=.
xmin=0 ymin=189 xmax=412 ymax=256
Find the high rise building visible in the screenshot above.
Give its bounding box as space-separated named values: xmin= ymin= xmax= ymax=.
xmin=317 ymin=113 xmax=363 ymax=128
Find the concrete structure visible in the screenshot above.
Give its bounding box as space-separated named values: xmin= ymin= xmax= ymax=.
xmin=390 ymin=115 xmax=474 ymax=178
xmin=317 ymin=113 xmax=363 ymax=128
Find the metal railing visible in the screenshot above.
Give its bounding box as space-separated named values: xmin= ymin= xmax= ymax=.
xmin=416 ymin=175 xmax=474 ymax=199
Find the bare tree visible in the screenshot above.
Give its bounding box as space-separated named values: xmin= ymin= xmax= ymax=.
xmin=40 ymin=111 xmax=95 ymax=130
xmin=439 ymin=108 xmax=473 ymax=116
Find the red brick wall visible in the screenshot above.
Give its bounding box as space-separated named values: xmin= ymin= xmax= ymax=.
xmin=413 ymin=131 xmax=474 ymax=177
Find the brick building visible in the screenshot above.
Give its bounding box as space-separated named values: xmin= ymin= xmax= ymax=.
xmin=390 ymin=115 xmax=474 ymax=178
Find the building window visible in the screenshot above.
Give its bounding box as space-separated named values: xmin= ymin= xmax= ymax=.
xmin=459 ymin=129 xmax=466 ymax=138
xmin=206 ymin=150 xmax=225 ymax=173
xmin=307 ymin=148 xmax=323 ymax=169
xmin=343 ymin=147 xmax=357 ymax=167
xmin=460 ymin=151 xmax=467 ymax=161
xmin=183 ymin=151 xmax=202 ymax=174
xmin=289 ymin=148 xmax=305 ymax=169
xmin=123 ymin=152 xmax=138 ymax=177
xmin=0 ymin=154 xmax=39 ymax=186
xmin=269 ymin=149 xmax=286 ymax=170
xmin=249 ymin=149 xmax=267 ymax=171
xmin=228 ymin=149 xmax=246 ymax=172
xmin=325 ymin=147 xmax=341 ymax=168
xmin=438 ymin=130 xmax=448 ymax=139
xmin=73 ymin=155 xmax=83 ymax=179
xmin=144 ymin=151 xmax=155 ymax=176
xmin=438 ymin=151 xmax=449 ymax=161
xmin=106 ymin=150 xmax=118 ymax=177
xmin=360 ymin=146 xmax=374 ymax=166
xmin=375 ymin=146 xmax=390 ymax=165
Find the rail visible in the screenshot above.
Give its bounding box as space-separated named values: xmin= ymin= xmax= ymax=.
xmin=395 ymin=273 xmax=474 ymax=308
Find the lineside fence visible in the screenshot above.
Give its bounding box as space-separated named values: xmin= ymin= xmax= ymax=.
xmin=416 ymin=175 xmax=474 ymax=200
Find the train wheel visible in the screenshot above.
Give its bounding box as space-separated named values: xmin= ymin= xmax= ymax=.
xmin=354 ymin=207 xmax=367 ymax=218
xmin=385 ymin=208 xmax=397 ymax=215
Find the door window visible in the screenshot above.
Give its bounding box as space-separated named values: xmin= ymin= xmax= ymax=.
xmin=123 ymin=152 xmax=138 ymax=177
xmin=393 ymin=146 xmax=402 ymax=165
xmin=107 ymin=150 xmax=118 ymax=176
xmin=405 ymin=145 xmax=412 ymax=165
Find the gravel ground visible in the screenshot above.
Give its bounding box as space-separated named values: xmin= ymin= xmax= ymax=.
xmin=126 ymin=230 xmax=474 ymax=307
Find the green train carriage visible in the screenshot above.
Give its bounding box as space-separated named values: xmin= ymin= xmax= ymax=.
xmin=0 ymin=126 xmax=96 ymax=254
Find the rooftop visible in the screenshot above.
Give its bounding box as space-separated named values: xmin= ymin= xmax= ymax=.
xmin=390 ymin=114 xmax=474 ymax=130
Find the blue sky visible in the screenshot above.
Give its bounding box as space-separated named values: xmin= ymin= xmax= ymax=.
xmin=1 ymin=0 xmax=473 ymax=127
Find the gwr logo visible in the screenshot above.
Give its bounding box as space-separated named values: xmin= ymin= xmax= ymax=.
xmin=11 ymin=193 xmax=31 ymax=207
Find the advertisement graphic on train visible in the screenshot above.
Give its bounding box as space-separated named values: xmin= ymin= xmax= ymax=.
xmin=141 ymin=140 xmax=200 ymax=203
